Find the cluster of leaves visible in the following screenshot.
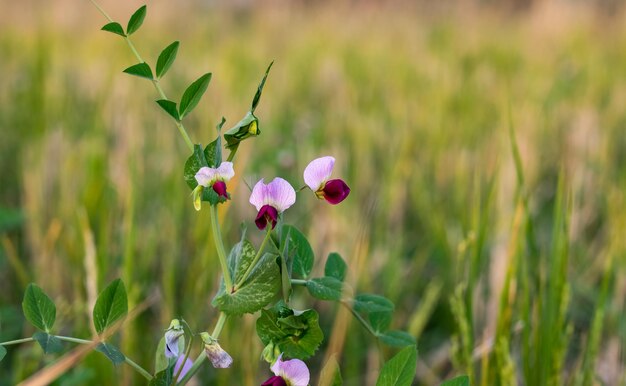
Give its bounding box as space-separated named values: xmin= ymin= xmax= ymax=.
xmin=0 ymin=280 xmax=129 ymax=365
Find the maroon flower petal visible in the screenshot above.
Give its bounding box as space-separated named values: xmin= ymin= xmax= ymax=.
xmin=261 ymin=376 xmax=287 ymax=386
xmin=322 ymin=179 xmax=350 ymax=205
xmin=255 ymin=205 xmax=279 ymax=230
xmin=212 ymin=180 xmax=228 ymax=199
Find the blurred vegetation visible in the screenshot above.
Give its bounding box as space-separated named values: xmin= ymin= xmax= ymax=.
xmin=1 ymin=1 xmax=626 ymax=385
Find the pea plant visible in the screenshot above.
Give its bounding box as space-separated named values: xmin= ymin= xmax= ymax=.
xmin=0 ymin=3 xmax=468 ymax=386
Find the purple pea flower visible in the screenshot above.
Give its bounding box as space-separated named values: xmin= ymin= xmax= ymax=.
xmin=261 ymin=354 xmax=310 ymax=386
xmin=164 ymin=319 xmax=184 ymax=359
xmin=249 ymin=178 xmax=296 ymax=230
xmin=174 ymin=356 xmax=193 ymax=379
xmin=192 ymin=162 xmax=235 ymax=210
xmin=200 ymin=332 xmax=233 ymax=369
xmin=303 ymin=156 xmax=350 ymax=205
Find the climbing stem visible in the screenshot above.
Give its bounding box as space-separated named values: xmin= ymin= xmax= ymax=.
xmin=210 ymin=205 xmax=233 ymax=290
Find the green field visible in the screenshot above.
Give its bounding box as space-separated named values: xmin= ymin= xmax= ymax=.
xmin=1 ymin=1 xmax=626 ymax=385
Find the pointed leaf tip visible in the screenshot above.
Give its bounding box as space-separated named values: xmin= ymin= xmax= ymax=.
xmin=251 ymin=61 xmax=274 ymax=112
xmin=92 ymin=279 xmax=128 ymax=335
xmin=126 ymin=5 xmax=147 ymax=35
xmin=179 ymin=73 xmax=212 ymax=119
xmin=156 ymin=41 xmax=179 ymax=78
xmin=123 ymin=62 xmax=153 ymax=80
xmin=156 ymin=99 xmax=180 ymax=121
xmin=22 ymin=283 xmax=56 ymax=332
xmin=101 ymin=22 xmax=126 ymax=37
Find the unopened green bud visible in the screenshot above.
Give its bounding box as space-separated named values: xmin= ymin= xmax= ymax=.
xmin=192 ymin=185 xmax=204 ymax=211
xmin=261 ymin=341 xmax=281 ymax=364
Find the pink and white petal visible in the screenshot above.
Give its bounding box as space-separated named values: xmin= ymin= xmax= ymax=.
xmin=267 ymin=177 xmax=296 ymax=212
xmin=303 ymin=156 xmax=335 ymax=191
xmin=216 ymin=162 xmax=235 ymax=181
xmin=249 ymin=178 xmax=268 ymax=211
xmin=195 ymin=166 xmax=215 ymax=187
xmin=275 ymin=358 xmax=310 ymax=386
xmin=270 ymin=354 xmax=285 ymax=375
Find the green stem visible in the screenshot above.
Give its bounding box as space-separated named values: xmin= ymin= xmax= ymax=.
xmin=177 ymin=312 xmax=228 ymax=386
xmin=55 ymin=335 xmax=92 ymax=345
xmin=88 ymin=0 xmax=113 ymax=22
xmin=124 ymin=356 xmax=154 ymax=380
xmin=0 ymin=337 xmax=34 ymax=346
xmin=291 ymin=279 xmax=307 ymax=286
xmin=211 ymin=312 xmax=228 ymax=338
xmin=235 ymin=228 xmax=272 ymax=289
xmin=209 ymin=205 xmax=233 ymax=290
xmin=55 ymin=336 xmax=152 ymax=380
xmin=1 ymin=335 xmax=152 ymax=380
xmin=340 ymin=301 xmax=378 ymax=338
xmin=88 ymin=0 xmax=194 ymax=151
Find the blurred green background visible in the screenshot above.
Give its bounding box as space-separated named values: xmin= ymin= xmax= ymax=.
xmin=1 ymin=0 xmax=626 ymax=385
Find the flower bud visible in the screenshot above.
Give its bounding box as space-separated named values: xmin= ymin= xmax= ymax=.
xmin=200 ymin=332 xmax=233 ymax=369
xmin=261 ymin=341 xmax=281 ymax=364
xmin=164 ymin=319 xmax=185 ymax=359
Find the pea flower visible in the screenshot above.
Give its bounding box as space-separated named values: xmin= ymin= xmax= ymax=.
xmin=200 ymin=332 xmax=233 ymax=369
xmin=164 ymin=319 xmax=185 ymax=359
xmin=261 ymin=354 xmax=310 ymax=386
xmin=192 ymin=162 xmax=235 ymax=210
xmin=174 ymin=356 xmax=193 ymax=379
xmin=249 ymin=177 xmax=296 ymax=230
xmin=303 ymin=156 xmax=350 ymax=204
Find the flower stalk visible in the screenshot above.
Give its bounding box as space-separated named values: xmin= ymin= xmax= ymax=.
xmin=209 ymin=205 xmax=233 ymax=290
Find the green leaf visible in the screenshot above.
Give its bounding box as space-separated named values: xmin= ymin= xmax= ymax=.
xmin=440 ymin=376 xmax=470 ymax=386
xmin=376 ymin=345 xmax=417 ymax=386
xmin=179 ymin=73 xmax=212 ymax=118
xmin=126 ymin=5 xmax=147 ymax=35
xmin=0 ymin=345 xmax=7 ymax=362
xmin=33 ymin=332 xmax=63 ymax=354
xmin=95 ymin=342 xmax=125 ymax=365
xmin=92 ymin=279 xmax=128 ymax=335
xmin=325 ymin=252 xmax=347 ymax=281
xmin=183 ymin=144 xmax=209 ymax=189
xmin=281 ymin=225 xmax=314 ymax=279
xmin=156 ymin=41 xmax=179 ymax=78
xmin=212 ymin=241 xmax=280 ymax=315
xmin=223 ymin=111 xmax=259 ymax=150
xmin=306 ymin=277 xmax=344 ymax=301
xmin=22 ymin=284 xmax=56 ymax=332
xmin=256 ymin=305 xmax=323 ymax=360
xmin=149 ymin=367 xmax=174 ymax=386
xmin=354 ymin=294 xmax=395 ymax=314
xmin=204 ymin=134 xmax=222 ymax=168
xmin=379 ymin=331 xmax=416 ymax=348
xmin=123 ymin=63 xmax=153 ymax=80
xmin=154 ymin=337 xmax=177 ymax=375
xmin=251 ymin=61 xmax=274 ymax=112
xmin=353 ymin=294 xmax=395 ymax=333
xmin=101 ymin=22 xmax=126 ymax=37
xmin=156 ymin=100 xmax=179 ymax=121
